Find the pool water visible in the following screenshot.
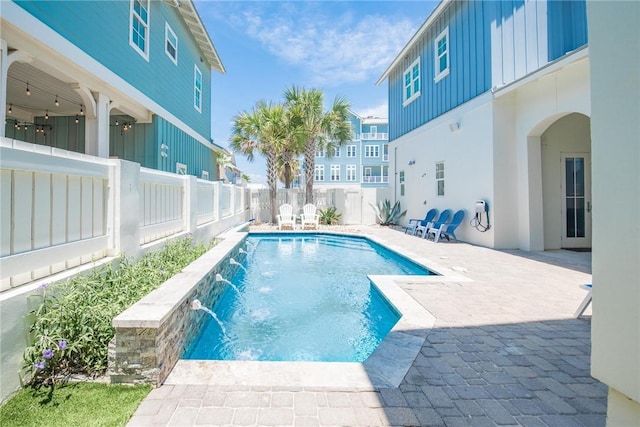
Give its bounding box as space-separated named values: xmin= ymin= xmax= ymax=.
xmin=183 ymin=234 xmax=432 ymax=362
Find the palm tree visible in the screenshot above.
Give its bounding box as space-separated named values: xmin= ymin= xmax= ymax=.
xmin=277 ymin=155 xmax=301 ymax=189
xmin=230 ymin=101 xmax=290 ymax=223
xmin=284 ymin=86 xmax=352 ymax=204
xmin=215 ymin=151 xmax=234 ymax=182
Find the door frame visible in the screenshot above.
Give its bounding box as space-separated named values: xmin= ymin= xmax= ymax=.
xmin=560 ymin=152 xmax=592 ymax=248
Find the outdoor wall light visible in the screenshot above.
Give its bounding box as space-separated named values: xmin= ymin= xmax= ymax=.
xmin=449 ymin=122 xmax=461 ymax=132
xmin=54 ymin=95 xmax=59 ymax=107
xmin=25 ymin=82 xmax=31 ymax=96
xmin=408 ymin=160 xmax=416 ymax=166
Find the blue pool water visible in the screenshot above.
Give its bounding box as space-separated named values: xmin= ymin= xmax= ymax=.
xmin=184 ymin=234 xmax=432 ymax=362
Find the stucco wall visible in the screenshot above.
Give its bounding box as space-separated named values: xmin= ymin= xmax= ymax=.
xmin=588 ymin=0 xmax=640 ymax=422
xmin=541 ymin=113 xmax=591 ymax=250
xmin=392 ymin=92 xmax=496 ymax=248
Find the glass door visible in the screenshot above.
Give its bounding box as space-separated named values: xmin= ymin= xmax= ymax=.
xmin=561 ymin=153 xmax=592 ymax=248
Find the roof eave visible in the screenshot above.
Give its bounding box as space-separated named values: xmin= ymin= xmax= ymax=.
xmin=375 ymin=0 xmax=451 ymax=86
xmin=170 ymin=0 xmax=226 ymax=74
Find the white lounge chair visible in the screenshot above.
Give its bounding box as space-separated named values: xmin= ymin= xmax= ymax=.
xmin=300 ymin=204 xmax=320 ymax=230
xmin=574 ymin=283 xmax=592 ymax=318
xmin=277 ymin=204 xmax=296 ymax=230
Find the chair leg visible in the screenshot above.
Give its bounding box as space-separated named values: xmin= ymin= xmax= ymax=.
xmin=574 ymin=290 xmax=592 ymax=318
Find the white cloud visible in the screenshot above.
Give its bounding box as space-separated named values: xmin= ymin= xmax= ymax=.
xmin=356 ymin=102 xmax=389 ymax=119
xmin=228 ymin=4 xmax=417 ymax=86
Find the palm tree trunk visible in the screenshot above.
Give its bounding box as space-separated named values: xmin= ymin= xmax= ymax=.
xmin=266 ymin=151 xmax=278 ymax=223
xmin=284 ymin=163 xmax=292 ymax=189
xmin=304 ymin=138 xmax=315 ymax=204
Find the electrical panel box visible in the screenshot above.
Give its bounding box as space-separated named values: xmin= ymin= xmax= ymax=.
xmin=475 ymin=200 xmax=487 ymax=213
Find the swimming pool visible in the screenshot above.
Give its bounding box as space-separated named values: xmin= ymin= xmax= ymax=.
xmin=184 ymin=233 xmax=433 ymax=362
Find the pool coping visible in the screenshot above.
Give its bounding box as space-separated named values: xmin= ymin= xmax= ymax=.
xmin=163 ymin=229 xmax=471 ymax=390
xmin=110 ymin=226 xmax=472 ymax=388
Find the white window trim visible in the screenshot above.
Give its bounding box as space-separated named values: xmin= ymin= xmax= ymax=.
xmin=370 ymin=126 xmax=377 ymax=136
xmin=165 ymin=22 xmax=178 ymax=65
xmin=402 ymin=56 xmax=421 ymax=107
xmin=347 ymin=145 xmax=357 ymax=158
xmin=316 ymin=148 xmax=325 ymax=158
xmin=333 ymin=147 xmax=341 ymax=158
xmin=315 ymin=165 xmax=325 ymax=181
xmin=194 ymin=65 xmax=202 ymax=112
xmin=129 ymin=0 xmax=150 ymax=61
xmin=176 ymin=162 xmax=187 ymax=175
xmin=365 ymin=145 xmax=380 ymax=158
xmin=346 ymin=165 xmax=357 ymax=181
xmin=330 ymin=165 xmax=340 ymax=181
xmin=434 ymin=27 xmax=450 ymax=83
xmin=200 ymin=170 xmax=209 ymax=180
xmin=436 ymin=161 xmax=445 ymax=196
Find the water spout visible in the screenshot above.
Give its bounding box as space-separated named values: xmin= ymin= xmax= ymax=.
xmin=215 ymin=274 xmax=247 ymax=306
xmin=215 ymin=273 xmax=224 ymax=282
xmin=229 ymin=257 xmax=247 ymax=273
xmin=239 ymin=248 xmax=247 ymax=255
xmin=191 ymin=299 xmax=230 ymax=340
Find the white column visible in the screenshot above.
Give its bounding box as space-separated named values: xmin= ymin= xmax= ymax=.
xmin=94 ymin=92 xmax=110 ymax=158
xmin=0 ymin=40 xmax=7 ymax=138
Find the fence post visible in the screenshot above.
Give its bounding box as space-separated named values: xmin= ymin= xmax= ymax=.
xmin=110 ymin=159 xmax=140 ymax=258
xmin=183 ymin=175 xmax=198 ymax=235
xmin=213 ymin=181 xmax=220 ymax=222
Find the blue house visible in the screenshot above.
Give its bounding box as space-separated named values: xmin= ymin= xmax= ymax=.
xmin=1 ymin=0 xmax=227 ymax=179
xmin=302 ymin=111 xmax=389 ymax=189
xmin=377 ymin=0 xmax=590 ymax=251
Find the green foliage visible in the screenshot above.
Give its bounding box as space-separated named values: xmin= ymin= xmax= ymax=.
xmin=0 ymin=382 xmax=151 ymax=427
xmin=23 ymin=236 xmax=212 ymax=386
xmin=370 ymin=199 xmax=407 ymax=226
xmin=318 ymin=206 xmax=342 ymax=225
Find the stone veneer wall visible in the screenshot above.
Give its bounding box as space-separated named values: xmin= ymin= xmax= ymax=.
xmin=108 ymin=231 xmax=247 ymax=386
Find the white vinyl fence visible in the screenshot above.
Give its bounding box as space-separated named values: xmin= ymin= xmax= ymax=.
xmin=0 ymin=138 xmax=249 ymax=291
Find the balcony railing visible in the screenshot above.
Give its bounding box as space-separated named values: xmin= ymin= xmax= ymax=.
xmin=361 ymin=132 xmax=388 ymax=140
xmin=362 ymin=176 xmax=389 ymax=184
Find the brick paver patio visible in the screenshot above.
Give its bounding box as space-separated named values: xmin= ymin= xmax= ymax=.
xmin=128 ymin=225 xmax=604 ymax=426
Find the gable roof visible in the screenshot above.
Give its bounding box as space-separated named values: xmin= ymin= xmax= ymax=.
xmin=170 ymin=0 xmax=226 ymax=74
xmin=376 ymin=0 xmax=450 ymax=85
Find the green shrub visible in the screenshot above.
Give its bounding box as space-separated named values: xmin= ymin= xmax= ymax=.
xmin=370 ymin=199 xmax=407 ymax=226
xmin=23 ymin=236 xmax=212 ymax=386
xmin=318 ymin=206 xmax=342 ymax=225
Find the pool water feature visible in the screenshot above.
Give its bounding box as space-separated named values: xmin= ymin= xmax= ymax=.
xmin=184 ymin=233 xmax=432 ymax=362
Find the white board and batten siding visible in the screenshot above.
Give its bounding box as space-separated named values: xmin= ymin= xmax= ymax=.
xmin=0 ymin=142 xmax=110 ymax=290
xmin=196 ymin=179 xmax=217 ymax=226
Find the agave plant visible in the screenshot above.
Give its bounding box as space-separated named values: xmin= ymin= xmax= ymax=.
xmin=318 ymin=206 xmax=342 ymax=225
xmin=370 ymin=199 xmax=407 ymax=226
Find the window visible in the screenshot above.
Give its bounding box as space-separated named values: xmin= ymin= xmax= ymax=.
xmin=403 ymin=57 xmax=421 ymax=106
xmin=200 ymin=170 xmax=209 ymax=180
xmin=165 ymin=23 xmax=178 ymax=64
xmin=370 ymin=126 xmax=377 ymax=137
xmin=436 ymin=162 xmax=445 ymax=196
xmin=346 ymin=165 xmax=356 ymax=181
xmin=130 ymin=0 xmax=150 ymax=60
xmin=399 ymin=171 xmax=405 ymax=196
xmin=330 ymin=165 xmax=340 ymax=181
xmin=194 ymin=65 xmax=202 ymax=112
xmin=315 ymin=165 xmax=324 ymax=181
xmin=365 ymin=145 xmax=379 ymax=158
xmin=383 ymin=144 xmax=389 ymax=161
xmin=434 ymin=27 xmax=450 ymax=82
xmin=347 ymin=145 xmax=357 ymax=158
xmin=334 ymin=147 xmax=340 ymax=158
xmin=176 ymin=162 xmax=187 ymax=175
xmin=315 ymin=148 xmax=325 ymax=158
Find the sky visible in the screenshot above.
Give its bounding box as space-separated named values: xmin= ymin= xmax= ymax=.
xmin=194 ymin=1 xmax=439 ymax=185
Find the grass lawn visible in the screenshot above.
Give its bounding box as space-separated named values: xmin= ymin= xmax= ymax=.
xmin=0 ymin=382 xmax=151 ymax=427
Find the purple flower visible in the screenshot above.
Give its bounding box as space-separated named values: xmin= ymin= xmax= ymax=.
xmin=42 ymin=348 xmax=54 ymax=359
xmin=58 ymin=340 xmax=67 ymax=350
xmin=35 ymin=361 xmax=45 ymax=370
xmin=39 ymin=283 xmax=48 ymax=290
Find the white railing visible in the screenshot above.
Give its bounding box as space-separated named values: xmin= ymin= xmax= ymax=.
xmin=196 ymin=179 xmax=217 ymax=226
xmin=362 ymin=176 xmax=389 ymax=183
xmin=0 ymin=138 xmax=249 ymax=291
xmin=361 ymin=133 xmax=388 ymax=140
xmin=139 ymin=168 xmax=185 ymax=245
xmin=0 ymin=140 xmax=111 ymax=290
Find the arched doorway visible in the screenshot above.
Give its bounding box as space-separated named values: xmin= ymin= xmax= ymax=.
xmin=539 ymin=113 xmax=592 ymax=250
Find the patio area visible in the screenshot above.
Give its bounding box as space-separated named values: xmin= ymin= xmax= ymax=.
xmin=127 ymin=225 xmax=604 ymax=426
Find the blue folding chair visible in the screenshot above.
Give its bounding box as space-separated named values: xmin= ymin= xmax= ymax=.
xmin=417 ymin=209 xmax=451 ymax=239
xmin=430 ymin=209 xmax=465 ymax=242
xmin=404 ymin=208 xmax=438 ymax=235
